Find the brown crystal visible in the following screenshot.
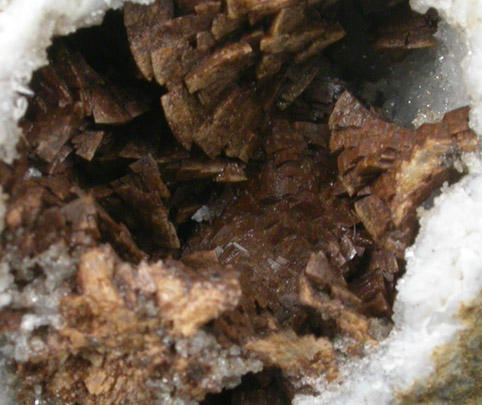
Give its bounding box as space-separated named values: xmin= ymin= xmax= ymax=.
xmin=0 ymin=1 xmax=477 ymax=404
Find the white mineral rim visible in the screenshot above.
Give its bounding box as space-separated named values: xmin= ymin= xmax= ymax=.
xmin=0 ymin=0 xmax=481 ymax=403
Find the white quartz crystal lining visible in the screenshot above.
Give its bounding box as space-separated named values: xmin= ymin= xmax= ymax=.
xmin=0 ymin=0 xmax=153 ymax=164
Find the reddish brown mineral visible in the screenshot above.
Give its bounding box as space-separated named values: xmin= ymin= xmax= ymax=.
xmin=330 ymin=92 xmax=478 ymax=255
xmin=0 ymin=1 xmax=477 ymax=404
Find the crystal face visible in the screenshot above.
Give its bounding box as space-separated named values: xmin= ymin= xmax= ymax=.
xmin=0 ymin=1 xmax=478 ymax=404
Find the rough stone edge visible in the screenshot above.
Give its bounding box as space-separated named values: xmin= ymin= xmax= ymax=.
xmin=398 ymin=291 xmax=482 ymax=404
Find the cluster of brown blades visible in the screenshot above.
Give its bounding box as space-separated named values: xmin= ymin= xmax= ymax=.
xmin=0 ymin=0 xmax=478 ymax=404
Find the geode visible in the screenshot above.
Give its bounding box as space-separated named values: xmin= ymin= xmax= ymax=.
xmin=0 ymin=0 xmax=480 ymax=404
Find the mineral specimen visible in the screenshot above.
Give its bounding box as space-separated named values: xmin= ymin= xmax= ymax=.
xmin=0 ymin=0 xmax=478 ymax=404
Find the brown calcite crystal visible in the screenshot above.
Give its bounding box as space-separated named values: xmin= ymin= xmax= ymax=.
xmin=369 ymin=3 xmax=438 ymax=61
xmin=0 ymin=1 xmax=478 ymax=404
xmin=25 ymin=246 xmax=257 ymax=404
xmin=329 ymin=91 xmax=478 ymax=256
